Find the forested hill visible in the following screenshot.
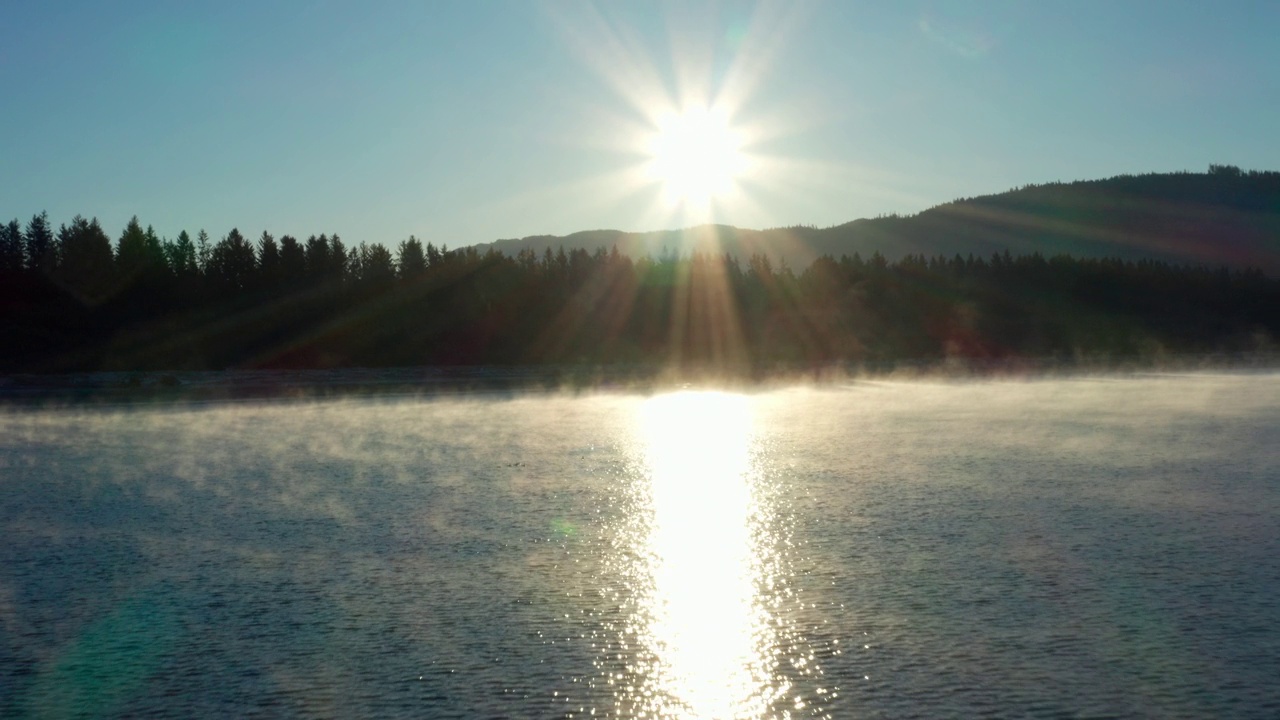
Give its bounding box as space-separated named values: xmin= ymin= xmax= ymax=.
xmin=476 ymin=166 xmax=1280 ymax=274
xmin=2 ymin=166 xmax=1279 ymax=375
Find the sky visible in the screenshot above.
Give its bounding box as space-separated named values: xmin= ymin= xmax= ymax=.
xmin=2 ymin=0 xmax=1278 ymax=249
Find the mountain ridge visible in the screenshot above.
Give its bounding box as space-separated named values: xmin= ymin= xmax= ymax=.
xmin=474 ymin=167 xmax=1280 ymax=274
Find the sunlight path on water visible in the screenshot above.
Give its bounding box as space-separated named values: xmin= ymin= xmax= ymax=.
xmin=624 ymin=391 xmax=782 ymax=718
xmin=4 ymin=376 xmax=1278 ymax=717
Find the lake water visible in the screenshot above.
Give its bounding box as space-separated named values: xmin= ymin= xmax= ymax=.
xmin=2 ymin=373 xmax=1278 ymax=718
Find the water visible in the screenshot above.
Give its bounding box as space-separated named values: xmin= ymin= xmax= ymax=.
xmin=1 ymin=373 xmax=1278 ymax=718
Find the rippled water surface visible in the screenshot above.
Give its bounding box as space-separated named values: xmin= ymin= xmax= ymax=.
xmin=2 ymin=373 xmax=1278 ymax=718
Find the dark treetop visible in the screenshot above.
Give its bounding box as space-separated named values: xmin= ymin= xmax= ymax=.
xmin=2 ymin=168 xmax=1278 ymax=375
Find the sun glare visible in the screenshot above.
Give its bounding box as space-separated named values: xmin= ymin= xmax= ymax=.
xmin=541 ymin=2 xmax=822 ymax=229
xmin=646 ymin=106 xmax=749 ymax=209
xmin=627 ymin=391 xmax=780 ymax=717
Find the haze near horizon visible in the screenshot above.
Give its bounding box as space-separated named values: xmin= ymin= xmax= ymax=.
xmin=3 ymin=1 xmax=1279 ymax=246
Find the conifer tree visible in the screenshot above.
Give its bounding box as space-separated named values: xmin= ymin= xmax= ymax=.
xmin=24 ymin=211 xmax=55 ymax=274
xmin=361 ymin=242 xmax=395 ymax=287
xmin=257 ymin=230 xmax=280 ymax=288
xmin=196 ymin=229 xmax=212 ymax=274
xmin=279 ymin=235 xmax=305 ymax=285
xmin=0 ymin=219 xmax=24 ymax=272
xmin=209 ymin=228 xmax=256 ymax=295
xmin=329 ymin=234 xmax=347 ymax=281
xmin=116 ymin=215 xmax=149 ymax=280
xmin=305 ymin=234 xmax=329 ymax=280
xmin=397 ymin=236 xmax=426 ymax=279
xmin=55 ymin=216 xmax=115 ymax=304
xmin=144 ymin=225 xmax=167 ymax=275
xmin=166 ymin=230 xmax=197 ymax=278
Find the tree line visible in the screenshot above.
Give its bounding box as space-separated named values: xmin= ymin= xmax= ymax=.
xmin=1 ymin=211 xmax=1277 ymax=373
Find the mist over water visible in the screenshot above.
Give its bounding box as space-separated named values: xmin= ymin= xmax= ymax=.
xmin=2 ymin=373 xmax=1278 ymax=718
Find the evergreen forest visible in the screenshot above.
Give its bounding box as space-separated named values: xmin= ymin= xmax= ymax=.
xmin=1 ymin=207 xmax=1276 ymax=375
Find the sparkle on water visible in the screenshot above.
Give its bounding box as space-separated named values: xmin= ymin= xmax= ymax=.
xmin=2 ymin=373 xmax=1279 ymax=718
xmin=630 ymin=392 xmax=777 ymax=717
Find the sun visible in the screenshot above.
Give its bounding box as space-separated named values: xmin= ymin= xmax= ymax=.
xmin=645 ymin=106 xmax=748 ymax=207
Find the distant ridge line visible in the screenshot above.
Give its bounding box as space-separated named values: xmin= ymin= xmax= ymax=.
xmin=474 ymin=167 xmax=1280 ymax=275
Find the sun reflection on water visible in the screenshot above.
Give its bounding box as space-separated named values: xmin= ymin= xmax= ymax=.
xmin=627 ymin=391 xmax=781 ymax=718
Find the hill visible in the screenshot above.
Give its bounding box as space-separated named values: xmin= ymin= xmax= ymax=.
xmin=474 ymin=166 xmax=1280 ymax=274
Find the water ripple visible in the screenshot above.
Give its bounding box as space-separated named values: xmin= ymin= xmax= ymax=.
xmin=0 ymin=375 xmax=1277 ymax=717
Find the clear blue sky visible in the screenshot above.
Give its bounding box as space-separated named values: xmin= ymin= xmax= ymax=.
xmin=2 ymin=0 xmax=1278 ymax=248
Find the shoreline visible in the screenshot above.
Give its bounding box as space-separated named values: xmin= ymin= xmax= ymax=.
xmin=2 ymin=352 xmax=1277 ymax=407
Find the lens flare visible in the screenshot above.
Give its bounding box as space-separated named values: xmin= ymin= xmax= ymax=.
xmin=533 ymin=1 xmax=830 ymax=231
